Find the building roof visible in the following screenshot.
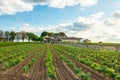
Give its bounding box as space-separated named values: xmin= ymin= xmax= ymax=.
xmin=45 ymin=37 xmax=61 ymax=41
xmin=61 ymin=37 xmax=82 ymax=40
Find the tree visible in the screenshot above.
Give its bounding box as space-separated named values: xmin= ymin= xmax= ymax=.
xmin=5 ymin=31 xmax=10 ymax=41
xmin=32 ymin=34 xmax=38 ymax=41
xmin=40 ymin=31 xmax=67 ymax=38
xmin=53 ymin=33 xmax=59 ymax=38
xmin=21 ymin=31 xmax=26 ymax=42
xmin=16 ymin=32 xmax=20 ymax=42
xmin=48 ymin=32 xmax=54 ymax=37
xmin=59 ymin=32 xmax=67 ymax=38
xmin=26 ymin=32 xmax=32 ymax=42
xmin=26 ymin=32 xmax=38 ymax=41
xmin=38 ymin=36 xmax=44 ymax=42
xmin=9 ymin=31 xmax=16 ymax=42
xmin=41 ymin=31 xmax=48 ymax=37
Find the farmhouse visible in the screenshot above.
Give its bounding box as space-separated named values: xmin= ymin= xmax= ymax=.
xmin=44 ymin=37 xmax=82 ymax=43
xmin=61 ymin=37 xmax=82 ymax=43
xmin=44 ymin=37 xmax=91 ymax=43
xmin=45 ymin=37 xmax=61 ymax=43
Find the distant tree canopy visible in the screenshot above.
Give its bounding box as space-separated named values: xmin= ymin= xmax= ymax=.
xmin=26 ymin=32 xmax=38 ymax=41
xmin=5 ymin=31 xmax=10 ymax=41
xmin=1 ymin=30 xmax=67 ymax=42
xmin=3 ymin=31 xmax=39 ymax=42
xmin=21 ymin=31 xmax=26 ymax=41
xmin=38 ymin=36 xmax=44 ymax=42
xmin=40 ymin=31 xmax=67 ymax=38
xmin=9 ymin=31 xmax=16 ymax=41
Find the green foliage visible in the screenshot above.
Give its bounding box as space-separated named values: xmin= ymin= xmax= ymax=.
xmin=55 ymin=48 xmax=91 ymax=80
xmin=0 ymin=44 xmax=43 ymax=70
xmin=23 ymin=66 xmax=29 ymax=73
xmin=26 ymin=32 xmax=38 ymax=41
xmin=9 ymin=31 xmax=16 ymax=41
xmin=41 ymin=31 xmax=67 ymax=38
xmin=21 ymin=31 xmax=26 ymax=41
xmin=45 ymin=49 xmax=56 ymax=79
xmin=5 ymin=31 xmax=10 ymax=41
xmin=38 ymin=36 xmax=44 ymax=42
xmin=41 ymin=31 xmax=48 ymax=37
xmin=54 ymin=45 xmax=120 ymax=79
xmin=0 ymin=42 xmax=30 ymax=47
xmin=23 ymin=45 xmax=45 ymax=73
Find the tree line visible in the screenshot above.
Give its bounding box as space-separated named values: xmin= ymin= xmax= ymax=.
xmin=1 ymin=31 xmax=67 ymax=42
xmin=40 ymin=31 xmax=67 ymax=38
xmin=2 ymin=31 xmax=38 ymax=42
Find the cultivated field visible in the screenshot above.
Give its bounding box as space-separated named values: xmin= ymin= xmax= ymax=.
xmin=0 ymin=43 xmax=120 ymax=80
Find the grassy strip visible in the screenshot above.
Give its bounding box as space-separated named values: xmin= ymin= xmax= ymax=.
xmin=0 ymin=42 xmax=33 ymax=47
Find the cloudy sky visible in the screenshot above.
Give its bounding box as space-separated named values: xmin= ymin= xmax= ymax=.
xmin=0 ymin=0 xmax=120 ymax=42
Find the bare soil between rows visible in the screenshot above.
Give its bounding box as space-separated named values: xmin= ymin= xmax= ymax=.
xmin=0 ymin=48 xmax=42 ymax=80
xmin=0 ymin=46 xmax=113 ymax=80
xmin=24 ymin=48 xmax=50 ymax=80
xmin=51 ymin=50 xmax=80 ymax=80
xmin=57 ymin=50 xmax=112 ymax=80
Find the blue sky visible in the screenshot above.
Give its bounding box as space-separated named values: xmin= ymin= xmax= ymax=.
xmin=0 ymin=0 xmax=120 ymax=42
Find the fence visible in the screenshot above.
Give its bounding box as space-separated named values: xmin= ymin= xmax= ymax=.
xmin=62 ymin=43 xmax=120 ymax=52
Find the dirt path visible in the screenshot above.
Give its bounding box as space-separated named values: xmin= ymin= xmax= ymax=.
xmin=58 ymin=50 xmax=111 ymax=80
xmin=52 ymin=50 xmax=80 ymax=80
xmin=25 ymin=48 xmax=49 ymax=80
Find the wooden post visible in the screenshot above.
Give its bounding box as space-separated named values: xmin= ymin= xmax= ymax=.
xmin=116 ymin=46 xmax=118 ymax=52
xmin=102 ymin=45 xmax=104 ymax=50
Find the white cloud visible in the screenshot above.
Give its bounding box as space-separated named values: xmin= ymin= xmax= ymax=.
xmin=0 ymin=0 xmax=33 ymax=15
xmin=74 ymin=10 xmax=120 ymax=42
xmin=20 ymin=23 xmax=58 ymax=33
xmin=77 ymin=0 xmax=98 ymax=7
xmin=19 ymin=10 xmax=120 ymax=42
xmin=0 ymin=0 xmax=98 ymax=15
xmin=104 ymin=10 xmax=120 ymax=26
xmin=48 ymin=0 xmax=97 ymax=8
xmin=112 ymin=10 xmax=120 ymax=18
xmin=65 ymin=12 xmax=104 ymax=31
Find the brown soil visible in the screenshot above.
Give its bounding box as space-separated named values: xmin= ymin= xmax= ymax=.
xmin=0 ymin=48 xmax=41 ymax=80
xmin=0 ymin=74 xmax=31 ymax=80
xmin=52 ymin=50 xmax=80 ymax=80
xmin=0 ymin=64 xmax=3 ymax=73
xmin=24 ymin=48 xmax=49 ymax=80
xmin=0 ymin=45 xmax=113 ymax=80
xmin=58 ymin=50 xmax=111 ymax=80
